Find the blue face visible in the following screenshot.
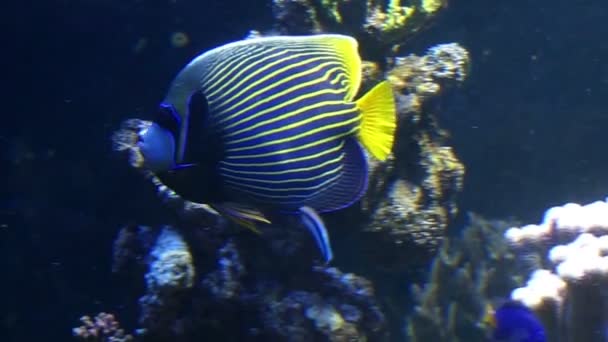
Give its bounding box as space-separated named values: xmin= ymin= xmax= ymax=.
xmin=137 ymin=104 xmax=181 ymax=172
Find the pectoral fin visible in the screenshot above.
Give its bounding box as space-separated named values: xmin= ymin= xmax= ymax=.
xmin=212 ymin=202 xmax=271 ymax=234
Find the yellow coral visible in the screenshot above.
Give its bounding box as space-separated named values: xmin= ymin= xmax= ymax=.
xmin=322 ymin=0 xmax=343 ymax=23
xmin=384 ymin=0 xmax=415 ymax=31
xmin=421 ymin=0 xmax=444 ymax=14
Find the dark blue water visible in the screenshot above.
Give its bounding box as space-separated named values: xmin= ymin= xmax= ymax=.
xmin=3 ymin=0 xmax=608 ymax=341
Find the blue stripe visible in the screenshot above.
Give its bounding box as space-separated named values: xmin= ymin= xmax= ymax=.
xmin=206 ymin=50 xmax=341 ymax=113
xmin=221 ymin=138 xmax=340 ymax=165
xmin=220 ymin=153 xmax=342 ymax=185
xmin=222 ymin=88 xmax=348 ymax=134
xmin=211 ymin=54 xmax=341 ymax=112
xmin=219 ymin=144 xmax=344 ymax=199
xmin=223 ymin=103 xmax=357 ymax=150
xmin=202 ymin=44 xmax=335 ymax=91
xmin=188 ymin=37 xmax=366 ymax=211
xmin=219 ymin=78 xmax=347 ymax=134
xmin=223 ymin=172 xmax=342 ymax=204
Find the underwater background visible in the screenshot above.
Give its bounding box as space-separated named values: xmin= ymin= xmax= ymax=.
xmin=4 ymin=0 xmax=608 ymax=341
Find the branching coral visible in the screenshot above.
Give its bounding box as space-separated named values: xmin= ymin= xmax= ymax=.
xmin=505 ymin=199 xmax=608 ymax=342
xmin=72 ymin=313 xmax=133 ymax=342
xmin=404 ymin=214 xmax=526 ymax=341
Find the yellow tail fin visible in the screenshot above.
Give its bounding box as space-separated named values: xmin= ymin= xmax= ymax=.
xmin=356 ymin=81 xmax=397 ymax=161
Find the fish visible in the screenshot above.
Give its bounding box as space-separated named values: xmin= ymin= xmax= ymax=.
xmin=134 ymin=34 xmax=397 ymax=263
xmin=485 ymin=301 xmax=547 ymax=342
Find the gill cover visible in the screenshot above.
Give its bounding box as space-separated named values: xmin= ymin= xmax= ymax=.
xmin=137 ymin=122 xmax=176 ymax=172
xmin=137 ymin=104 xmax=181 ymax=172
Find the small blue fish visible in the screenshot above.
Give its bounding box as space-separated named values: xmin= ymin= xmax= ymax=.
xmin=485 ymin=301 xmax=546 ymax=342
xmin=131 ymin=34 xmax=397 ymax=263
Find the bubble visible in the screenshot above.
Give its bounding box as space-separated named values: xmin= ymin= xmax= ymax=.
xmin=170 ymin=32 xmax=190 ymax=48
xmin=133 ymin=37 xmax=148 ymax=54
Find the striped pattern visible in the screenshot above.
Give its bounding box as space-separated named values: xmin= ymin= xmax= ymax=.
xmin=195 ymin=37 xmax=363 ymax=211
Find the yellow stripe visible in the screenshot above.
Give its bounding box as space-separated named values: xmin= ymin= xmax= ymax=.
xmin=330 ymin=72 xmax=349 ymax=85
xmin=222 ymin=140 xmax=345 ymax=165
xmin=222 ymin=163 xmax=343 ymax=184
xmin=217 ymin=62 xmax=347 ymax=124
xmin=207 ymin=49 xmax=338 ymax=103
xmin=220 ymin=153 xmax=344 ymax=175
xmin=224 ymin=96 xmax=345 ymax=137
xmin=226 ymin=110 xmax=360 ymax=150
xmin=211 ymin=53 xmax=341 ymax=110
xmin=202 ymin=45 xmax=266 ymax=89
xmin=219 ymin=65 xmax=345 ymax=127
xmin=225 ymin=127 xmax=359 ymax=160
xmin=205 ymin=47 xmax=290 ymax=98
xmin=226 ymin=174 xmax=342 ymax=200
xmin=224 ymin=171 xmax=341 ymax=193
xmin=204 ymin=45 xmax=336 ymax=95
xmin=226 ymin=107 xmax=356 ymax=146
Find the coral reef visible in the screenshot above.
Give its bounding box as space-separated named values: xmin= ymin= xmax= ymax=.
xmin=404 ymin=214 xmax=526 ymax=341
xmin=111 ymin=41 xmax=470 ymax=259
xmin=272 ymin=0 xmax=447 ymax=49
xmin=202 ymin=240 xmax=244 ymax=299
xmin=73 ymin=313 xmax=133 ymax=342
xmin=404 ymin=199 xmax=608 ymax=341
xmin=101 ymin=5 xmax=472 ymax=341
xmin=106 ymin=225 xmax=389 ymax=341
xmin=505 ymin=199 xmax=608 ymax=342
xmin=261 ymin=267 xmax=387 ymax=341
xmin=387 ymin=43 xmax=470 ymax=109
xmin=138 ymin=226 xmax=195 ymax=338
xmin=361 ymin=43 xmax=468 ymax=254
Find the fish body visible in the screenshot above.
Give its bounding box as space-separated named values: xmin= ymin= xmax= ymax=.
xmin=137 ymin=34 xmax=396 ymax=262
xmin=486 ymin=301 xmax=546 ymax=342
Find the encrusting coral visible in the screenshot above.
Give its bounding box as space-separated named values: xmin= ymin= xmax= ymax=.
xmin=137 ymin=226 xmax=195 ymax=338
xmin=272 ymin=0 xmax=447 ymax=49
xmin=107 ymin=225 xmax=389 ymax=341
xmin=361 ymin=43 xmax=468 ymax=255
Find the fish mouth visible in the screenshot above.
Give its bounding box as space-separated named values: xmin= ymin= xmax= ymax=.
xmin=111 ymin=118 xmax=153 ymax=169
xmin=111 ymin=118 xmax=222 ymax=223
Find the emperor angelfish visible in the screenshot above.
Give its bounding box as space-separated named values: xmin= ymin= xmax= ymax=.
xmin=137 ymin=34 xmax=397 ymax=263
